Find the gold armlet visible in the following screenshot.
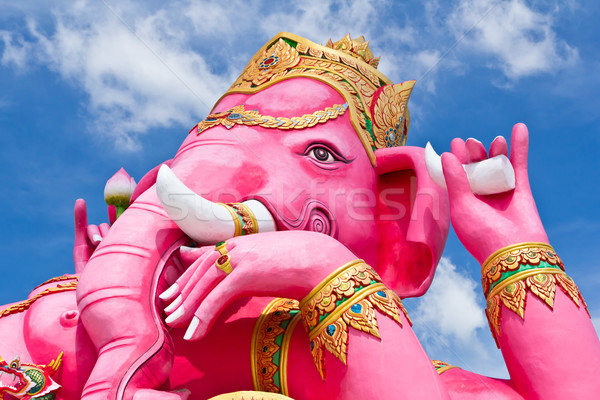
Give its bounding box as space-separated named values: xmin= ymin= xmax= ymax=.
xmin=299 ymin=260 xmax=410 ymax=379
xmin=482 ymin=243 xmax=589 ymax=347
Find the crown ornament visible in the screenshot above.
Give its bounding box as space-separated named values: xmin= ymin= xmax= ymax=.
xmin=216 ymin=32 xmax=415 ymax=165
xmin=325 ymin=34 xmax=380 ymax=68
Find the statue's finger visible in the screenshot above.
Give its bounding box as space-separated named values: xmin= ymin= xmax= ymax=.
xmin=465 ymin=138 xmax=487 ymax=162
xmin=489 ymin=136 xmax=508 ymax=158
xmin=87 ymin=224 xmax=102 ymax=245
xmin=99 ymin=223 xmax=110 ymax=238
xmin=509 ymin=123 xmax=530 ymax=188
xmin=166 ymin=257 xmax=226 ymax=330
xmin=441 ymin=152 xmax=476 ymax=202
xmin=185 ymin=281 xmax=238 ymax=341
xmin=178 ymin=251 xmax=219 ymax=302
xmin=160 ymin=250 xmax=212 ymax=302
xmin=450 ymin=137 xmax=468 ymax=164
xmin=74 ymin=199 xmax=89 ymax=246
xmin=179 ymin=246 xmax=213 ymax=266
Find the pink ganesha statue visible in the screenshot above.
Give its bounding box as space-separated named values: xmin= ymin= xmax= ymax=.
xmin=1 ymin=32 xmax=599 ymax=400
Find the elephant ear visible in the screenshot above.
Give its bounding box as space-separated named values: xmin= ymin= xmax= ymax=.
xmin=374 ymin=146 xmax=450 ymax=298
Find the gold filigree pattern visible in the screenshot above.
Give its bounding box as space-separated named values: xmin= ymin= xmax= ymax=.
xmin=242 ymin=39 xmax=301 ymax=86
xmin=217 ymin=32 xmax=414 ymax=165
xmin=32 ymin=274 xmax=78 ymax=291
xmin=0 ymin=278 xmax=78 ymax=319
xmin=195 ymin=104 xmax=348 ymax=135
xmin=372 ymin=81 xmax=415 ymax=148
xmin=299 ymin=260 xmax=382 ymax=332
xmin=299 ymin=260 xmax=409 ymax=378
xmin=227 ymin=203 xmax=259 ymax=235
xmin=481 ymin=242 xmax=564 ymax=297
xmin=251 ymin=298 xmax=300 ymax=394
xmin=325 ymin=34 xmax=380 ymax=68
xmin=485 ymin=267 xmax=588 ymax=346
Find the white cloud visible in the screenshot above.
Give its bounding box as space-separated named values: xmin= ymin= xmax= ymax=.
xmin=413 ymin=257 xmax=486 ymax=342
xmin=0 ymin=0 xmax=578 ymax=151
xmin=1 ymin=1 xmax=232 ymax=151
xmin=448 ymin=0 xmax=578 ymax=80
xmin=405 ymin=257 xmax=508 ymax=377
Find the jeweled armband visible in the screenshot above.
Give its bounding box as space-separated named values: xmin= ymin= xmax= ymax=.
xmin=299 ymin=260 xmax=410 ymax=378
xmin=482 ymin=243 xmax=589 ymax=346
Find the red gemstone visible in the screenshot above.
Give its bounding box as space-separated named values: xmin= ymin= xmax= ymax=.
xmin=217 ymin=255 xmax=230 ymax=264
xmin=264 ymin=57 xmax=274 ymax=65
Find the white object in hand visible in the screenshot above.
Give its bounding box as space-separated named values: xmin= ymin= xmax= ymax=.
xmin=425 ymin=142 xmax=515 ymax=195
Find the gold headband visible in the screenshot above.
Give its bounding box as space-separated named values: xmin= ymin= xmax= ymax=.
xmin=195 ymin=103 xmax=348 ymax=134
xmin=211 ymin=32 xmax=415 ymax=165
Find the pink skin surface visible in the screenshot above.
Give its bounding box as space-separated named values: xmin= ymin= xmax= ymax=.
xmin=72 ymin=76 xmax=450 ymax=400
xmin=5 ymin=76 xmax=598 ymax=399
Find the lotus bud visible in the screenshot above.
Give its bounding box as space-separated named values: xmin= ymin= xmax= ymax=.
xmin=104 ymin=167 xmax=137 ymax=218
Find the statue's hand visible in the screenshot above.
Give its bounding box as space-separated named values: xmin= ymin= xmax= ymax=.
xmin=73 ymin=199 xmax=116 ymax=273
xmin=442 ymin=123 xmax=549 ymax=264
xmin=159 ymin=231 xmax=357 ymax=340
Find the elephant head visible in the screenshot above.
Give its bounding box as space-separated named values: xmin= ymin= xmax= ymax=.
xmin=76 ymin=32 xmax=450 ymax=400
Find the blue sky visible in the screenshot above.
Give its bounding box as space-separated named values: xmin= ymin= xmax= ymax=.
xmin=1 ymin=0 xmax=598 ymax=378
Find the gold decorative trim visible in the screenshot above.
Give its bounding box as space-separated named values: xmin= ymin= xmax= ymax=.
xmin=219 ymin=203 xmax=243 ymax=237
xmin=227 ymin=203 xmax=259 ymax=235
xmin=308 ymin=283 xmax=386 ymax=340
xmin=0 ymin=279 xmax=78 ymax=319
xmin=196 ymin=103 xmax=347 ymax=135
xmin=280 ymin=313 xmax=301 ymax=396
xmin=212 ymin=32 xmax=415 ymax=166
xmin=481 ymin=242 xmax=563 ymax=296
xmin=299 ymin=261 xmax=409 ymax=378
xmin=32 ymin=274 xmax=78 ymax=291
xmin=372 ymin=81 xmax=415 ymax=148
xmin=299 ymin=259 xmax=366 ymax=310
xmin=251 ymin=298 xmax=300 ymax=394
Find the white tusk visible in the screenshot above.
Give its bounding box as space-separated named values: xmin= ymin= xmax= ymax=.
xmin=425 ymin=142 xmax=515 ymax=195
xmin=156 ymin=165 xmax=276 ymax=244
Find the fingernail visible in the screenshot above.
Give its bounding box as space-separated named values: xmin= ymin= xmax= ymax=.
xmin=165 ymin=295 xmax=182 ymax=313
xmin=184 ymin=316 xmax=201 ymax=340
xmin=466 ymin=137 xmax=482 ymax=144
xmin=180 ymin=246 xmax=195 ymax=252
xmin=493 ymin=135 xmax=504 ymax=141
xmin=92 ymin=234 xmax=102 ymax=243
xmin=165 ymin=306 xmax=185 ymax=324
xmin=159 ymin=283 xmax=179 ymax=300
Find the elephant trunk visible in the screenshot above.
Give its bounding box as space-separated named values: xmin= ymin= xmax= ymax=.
xmin=77 ymin=188 xmax=185 ymax=400
xmin=77 ymin=166 xmax=278 ymax=400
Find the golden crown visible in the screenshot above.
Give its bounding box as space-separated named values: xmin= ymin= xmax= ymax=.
xmin=217 ymin=32 xmax=415 ymax=165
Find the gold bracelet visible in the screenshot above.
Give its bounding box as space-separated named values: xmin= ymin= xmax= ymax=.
xmin=299 ymin=260 xmax=410 ymax=379
xmin=483 ymin=244 xmax=589 ymax=347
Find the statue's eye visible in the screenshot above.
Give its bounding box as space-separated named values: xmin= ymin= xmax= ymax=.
xmin=309 ymin=147 xmax=335 ymax=163
xmin=10 ymin=358 xmax=19 ymax=369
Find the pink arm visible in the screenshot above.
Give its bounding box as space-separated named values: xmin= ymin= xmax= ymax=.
xmin=442 ymin=123 xmax=600 ymax=399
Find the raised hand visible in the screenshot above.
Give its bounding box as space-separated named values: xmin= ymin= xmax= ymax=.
xmin=441 ymin=123 xmax=549 ymax=264
xmin=159 ymin=231 xmax=358 ymax=341
xmin=73 ymin=199 xmax=116 ymax=273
